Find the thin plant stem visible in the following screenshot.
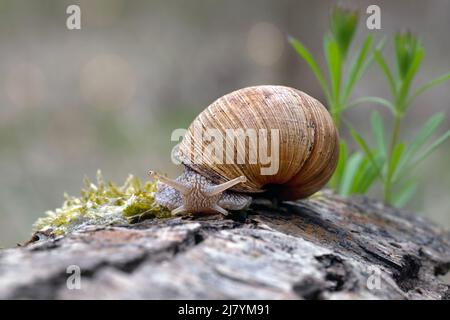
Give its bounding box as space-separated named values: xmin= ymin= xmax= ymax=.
xmin=332 ymin=112 xmax=341 ymax=130
xmin=385 ymin=111 xmax=402 ymax=203
xmin=389 ymin=113 xmax=402 ymax=154
xmin=331 ymin=101 xmax=342 ymax=131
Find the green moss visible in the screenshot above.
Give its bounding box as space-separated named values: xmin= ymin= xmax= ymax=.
xmin=33 ymin=170 xmax=170 ymax=237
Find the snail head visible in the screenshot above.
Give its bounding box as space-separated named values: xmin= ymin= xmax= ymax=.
xmin=148 ymin=169 xmax=249 ymax=215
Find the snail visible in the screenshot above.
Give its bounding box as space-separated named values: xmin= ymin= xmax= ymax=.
xmin=149 ymin=85 xmax=339 ymax=215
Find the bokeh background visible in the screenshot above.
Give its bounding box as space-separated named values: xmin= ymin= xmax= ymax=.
xmin=0 ymin=0 xmax=449 ymax=247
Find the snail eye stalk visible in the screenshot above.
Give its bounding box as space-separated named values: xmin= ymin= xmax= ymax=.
xmin=204 ymin=176 xmax=247 ymax=196
xmin=171 ymin=205 xmax=187 ymax=215
xmin=148 ymin=171 xmax=190 ymax=195
xmin=150 ymin=170 xmax=247 ymax=215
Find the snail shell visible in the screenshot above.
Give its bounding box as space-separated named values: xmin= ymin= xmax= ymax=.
xmin=178 ymin=85 xmax=339 ymax=200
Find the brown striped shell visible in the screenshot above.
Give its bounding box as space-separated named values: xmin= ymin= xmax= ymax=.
xmin=178 ymin=85 xmax=339 ymax=200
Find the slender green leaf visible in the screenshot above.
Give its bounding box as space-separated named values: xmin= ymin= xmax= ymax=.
xmin=289 ymin=36 xmax=331 ymax=102
xmin=350 ymin=158 xmax=372 ymax=194
xmin=330 ymin=141 xmax=347 ymax=189
xmin=410 ymin=72 xmax=450 ymax=103
xmin=339 ymin=152 xmax=363 ymax=196
xmin=387 ymin=142 xmax=405 ymax=182
xmin=324 ymin=35 xmax=342 ymax=104
xmin=397 ymin=47 xmax=424 ymax=110
xmin=349 ymin=157 xmax=368 ymax=193
xmin=354 ymin=155 xmax=385 ymax=193
xmin=358 ymin=156 xmax=384 ymax=193
xmin=329 ymin=6 xmax=358 ymax=58
xmin=410 ymin=130 xmax=450 ymax=168
xmin=370 ymin=111 xmax=387 ymax=158
xmin=394 ymin=130 xmax=449 ymax=186
xmin=395 ymin=32 xmax=421 ymax=80
xmin=374 ymin=50 xmax=397 ymax=99
xmin=375 ymin=36 xmax=388 ymax=51
xmin=342 ymin=34 xmax=373 ymax=103
xmin=405 ymin=113 xmax=443 ymax=158
xmin=393 ymin=113 xmax=444 ymax=181
xmin=359 ymin=36 xmax=387 ymax=76
xmin=347 ymin=96 xmax=396 ymax=114
xmin=392 ymin=180 xmax=417 ymax=208
xmin=351 ymin=129 xmax=384 ymax=181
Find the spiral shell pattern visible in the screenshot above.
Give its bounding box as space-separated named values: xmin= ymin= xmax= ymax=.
xmin=178 ymin=85 xmax=339 ymax=200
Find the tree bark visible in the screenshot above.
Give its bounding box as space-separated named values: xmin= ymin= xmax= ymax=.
xmin=0 ymin=192 xmax=449 ymax=299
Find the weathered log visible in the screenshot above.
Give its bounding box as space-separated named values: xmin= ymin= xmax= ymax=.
xmin=0 ymin=192 xmax=449 ymax=299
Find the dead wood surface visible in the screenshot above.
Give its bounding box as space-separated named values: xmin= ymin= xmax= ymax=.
xmin=0 ymin=193 xmax=449 ymax=299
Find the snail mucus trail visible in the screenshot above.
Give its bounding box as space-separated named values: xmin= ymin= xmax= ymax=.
xmin=149 ymin=85 xmax=339 ymax=216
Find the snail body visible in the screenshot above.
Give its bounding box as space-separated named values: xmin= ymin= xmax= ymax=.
xmin=150 ymin=85 xmax=339 ymax=215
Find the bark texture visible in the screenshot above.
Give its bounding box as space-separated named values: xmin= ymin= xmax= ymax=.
xmin=1 ymin=192 xmax=449 ymax=299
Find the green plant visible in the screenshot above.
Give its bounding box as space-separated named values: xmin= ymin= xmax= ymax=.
xmin=289 ymin=6 xmax=450 ymax=207
xmin=351 ymin=31 xmax=450 ymax=206
xmin=289 ymin=7 xmax=375 ymax=129
xmin=289 ymin=6 xmax=383 ymax=195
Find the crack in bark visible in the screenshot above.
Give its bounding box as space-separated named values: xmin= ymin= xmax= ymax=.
xmin=292 ymin=254 xmax=355 ymax=300
xmin=315 ymin=254 xmax=354 ymax=292
xmin=292 ymin=276 xmax=328 ymax=300
xmin=393 ymin=254 xmax=422 ymax=292
xmin=434 ymin=261 xmax=450 ymax=277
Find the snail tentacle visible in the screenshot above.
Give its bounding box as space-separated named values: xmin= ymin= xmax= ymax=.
xmin=148 ymin=171 xmax=189 ymax=195
xmin=204 ymin=176 xmax=247 ymax=196
xmin=150 ymin=168 xmax=248 ymax=215
xmin=211 ymin=204 xmax=228 ymax=215
xmin=171 ymin=205 xmax=187 ymax=216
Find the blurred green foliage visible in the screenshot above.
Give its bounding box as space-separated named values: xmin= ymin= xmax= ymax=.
xmin=290 ymin=6 xmax=450 ymax=207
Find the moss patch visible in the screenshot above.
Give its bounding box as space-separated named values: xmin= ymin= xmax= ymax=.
xmin=33 ymin=170 xmax=171 ymax=237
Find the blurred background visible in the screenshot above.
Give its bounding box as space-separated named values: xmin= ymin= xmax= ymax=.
xmin=0 ymin=0 xmax=449 ymax=247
